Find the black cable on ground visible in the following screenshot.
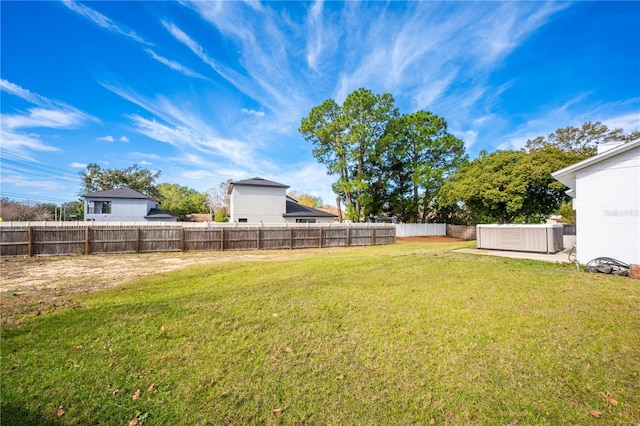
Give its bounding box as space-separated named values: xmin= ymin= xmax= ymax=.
xmin=584 ymin=257 xmax=630 ymax=276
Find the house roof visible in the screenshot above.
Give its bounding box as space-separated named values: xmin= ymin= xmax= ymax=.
xmin=83 ymin=187 xmax=158 ymax=202
xmin=552 ymin=138 xmax=640 ymax=191
xmin=228 ymin=177 xmax=289 ymax=193
xmin=283 ymin=199 xmax=337 ymax=217
xmin=144 ymin=208 xmax=175 ymax=219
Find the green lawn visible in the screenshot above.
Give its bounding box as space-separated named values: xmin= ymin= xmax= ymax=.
xmin=2 ymin=242 xmax=639 ymax=425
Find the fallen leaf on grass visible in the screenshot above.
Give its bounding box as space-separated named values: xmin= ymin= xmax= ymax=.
xmin=127 ymin=417 xmax=139 ymax=426
xmin=132 ymin=389 xmax=142 ymax=400
xmin=272 ymin=408 xmax=283 ymax=414
xmin=570 ymin=399 xmax=578 ymax=406
xmin=52 ymin=407 xmax=65 ymax=419
xmin=112 ymin=389 xmax=119 ymax=396
xmin=336 ymin=374 xmax=345 ymax=380
xmin=285 ymin=347 xmax=292 ymax=353
xmin=109 ymin=362 xmax=115 ymax=367
xmin=588 ymin=409 xmax=601 ymax=418
xmin=429 ymin=417 xmax=435 ymax=424
xmin=147 ymin=384 xmax=155 ymax=393
xmin=600 ymin=392 xmax=618 ymax=406
xmin=206 ymin=379 xmax=215 ymax=387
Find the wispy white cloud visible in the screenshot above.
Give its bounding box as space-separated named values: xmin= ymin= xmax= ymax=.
xmin=161 ymin=20 xmax=243 ymax=87
xmin=61 ymin=0 xmax=149 ymax=44
xmin=70 ymin=162 xmax=87 ymax=168
xmin=240 ymin=108 xmax=265 ymax=118
xmin=144 ymin=48 xmax=207 ymax=80
xmin=1 ymin=174 xmax=66 ymax=191
xmin=119 ymin=136 xmax=129 ymax=143
xmin=0 ymin=79 xmax=97 ymax=157
xmin=0 ymin=130 xmax=60 ymax=159
xmin=305 ymin=0 xmax=328 ymax=71
xmin=97 ymin=135 xmax=114 ymax=142
xmin=179 ymin=3 xmax=310 ymax=117
xmin=3 ymin=108 xmax=91 ymax=130
xmin=603 ymin=112 xmax=640 ymax=133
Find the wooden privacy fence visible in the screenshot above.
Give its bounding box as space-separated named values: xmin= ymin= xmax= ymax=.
xmin=0 ymin=224 xmax=396 ymax=257
xmin=446 ymin=225 xmax=476 ymax=240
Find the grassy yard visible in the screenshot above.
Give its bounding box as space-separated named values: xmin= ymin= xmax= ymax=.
xmin=2 ymin=242 xmax=639 ymax=425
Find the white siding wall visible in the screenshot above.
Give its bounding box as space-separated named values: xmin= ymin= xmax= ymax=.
xmin=85 ymin=199 xmax=156 ymax=222
xmin=574 ymin=147 xmax=639 ymax=265
xmin=230 ymin=186 xmax=286 ymax=223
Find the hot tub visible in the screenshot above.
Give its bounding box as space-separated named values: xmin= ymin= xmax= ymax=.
xmin=476 ymin=224 xmax=564 ymax=254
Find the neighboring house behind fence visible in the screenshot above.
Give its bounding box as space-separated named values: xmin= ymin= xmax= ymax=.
xmin=228 ymin=177 xmax=337 ymax=224
xmin=83 ymin=187 xmax=176 ymax=222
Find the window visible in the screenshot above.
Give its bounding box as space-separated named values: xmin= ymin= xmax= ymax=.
xmin=88 ymin=201 xmax=111 ymax=214
xmin=100 ymin=201 xmax=111 ymax=214
xmin=238 ymin=218 xmax=248 ymax=223
xmin=296 ymin=218 xmax=316 ymax=223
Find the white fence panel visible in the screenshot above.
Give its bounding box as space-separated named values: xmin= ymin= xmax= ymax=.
xmin=394 ymin=223 xmax=446 ymax=237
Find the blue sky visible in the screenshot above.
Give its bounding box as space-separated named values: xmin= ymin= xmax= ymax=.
xmin=1 ymin=1 xmax=639 ymax=207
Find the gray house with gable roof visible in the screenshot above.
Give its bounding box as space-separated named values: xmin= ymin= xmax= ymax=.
xmin=83 ymin=187 xmax=176 ymax=222
xmin=228 ymin=177 xmax=336 ymax=224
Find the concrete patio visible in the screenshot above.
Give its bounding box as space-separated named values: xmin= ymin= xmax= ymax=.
xmin=455 ymin=247 xmax=575 ymax=264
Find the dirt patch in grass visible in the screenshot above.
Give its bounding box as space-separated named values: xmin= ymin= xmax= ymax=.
xmin=0 ymin=249 xmax=348 ymax=325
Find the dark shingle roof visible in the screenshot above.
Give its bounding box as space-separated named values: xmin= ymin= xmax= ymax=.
xmin=83 ymin=187 xmax=157 ymax=201
xmin=283 ymin=199 xmax=337 ymax=217
xmin=229 ymin=177 xmax=289 ymax=193
xmin=144 ymin=208 xmax=175 ymax=219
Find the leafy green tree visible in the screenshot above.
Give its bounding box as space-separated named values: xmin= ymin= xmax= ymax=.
xmin=525 ymin=121 xmax=630 ymax=157
xmin=62 ymin=200 xmax=84 ymax=220
xmin=440 ymin=150 xmax=528 ymax=223
xmin=156 ymin=183 xmax=209 ymax=217
xmin=287 ymin=191 xmax=323 ymax=208
xmin=214 ymin=210 xmax=228 ymax=222
xmin=555 ymin=201 xmax=576 ymax=224
xmin=300 ymin=88 xmax=398 ymax=221
xmin=384 ymin=111 xmax=466 ymax=223
xmin=80 ymin=163 xmax=161 ymax=199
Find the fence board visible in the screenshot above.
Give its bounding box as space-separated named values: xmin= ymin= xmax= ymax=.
xmin=0 ymin=224 xmax=395 ymax=257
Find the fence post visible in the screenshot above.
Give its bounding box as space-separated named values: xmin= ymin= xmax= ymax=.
xmin=370 ymin=227 xmax=374 ymax=246
xmin=256 ymin=226 xmax=260 ymax=250
xmin=289 ymin=228 xmax=293 ymax=249
xmin=84 ymin=226 xmax=90 ymax=255
xmin=346 ymin=225 xmax=350 ymax=247
xmin=319 ymin=227 xmax=323 ymax=248
xmin=179 ymin=227 xmax=185 ymax=252
xmin=27 ymin=226 xmax=33 ymax=257
xmin=220 ymin=228 xmax=224 ymax=251
xmin=135 ymin=227 xmax=140 ymax=253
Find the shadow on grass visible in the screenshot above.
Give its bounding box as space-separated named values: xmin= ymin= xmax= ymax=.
xmin=1 ymin=403 xmax=61 ymax=425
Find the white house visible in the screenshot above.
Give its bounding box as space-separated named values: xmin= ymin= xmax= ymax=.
xmin=552 ymin=138 xmax=639 ymax=265
xmin=83 ymin=187 xmax=176 ymax=222
xmin=228 ymin=177 xmax=337 ymax=224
